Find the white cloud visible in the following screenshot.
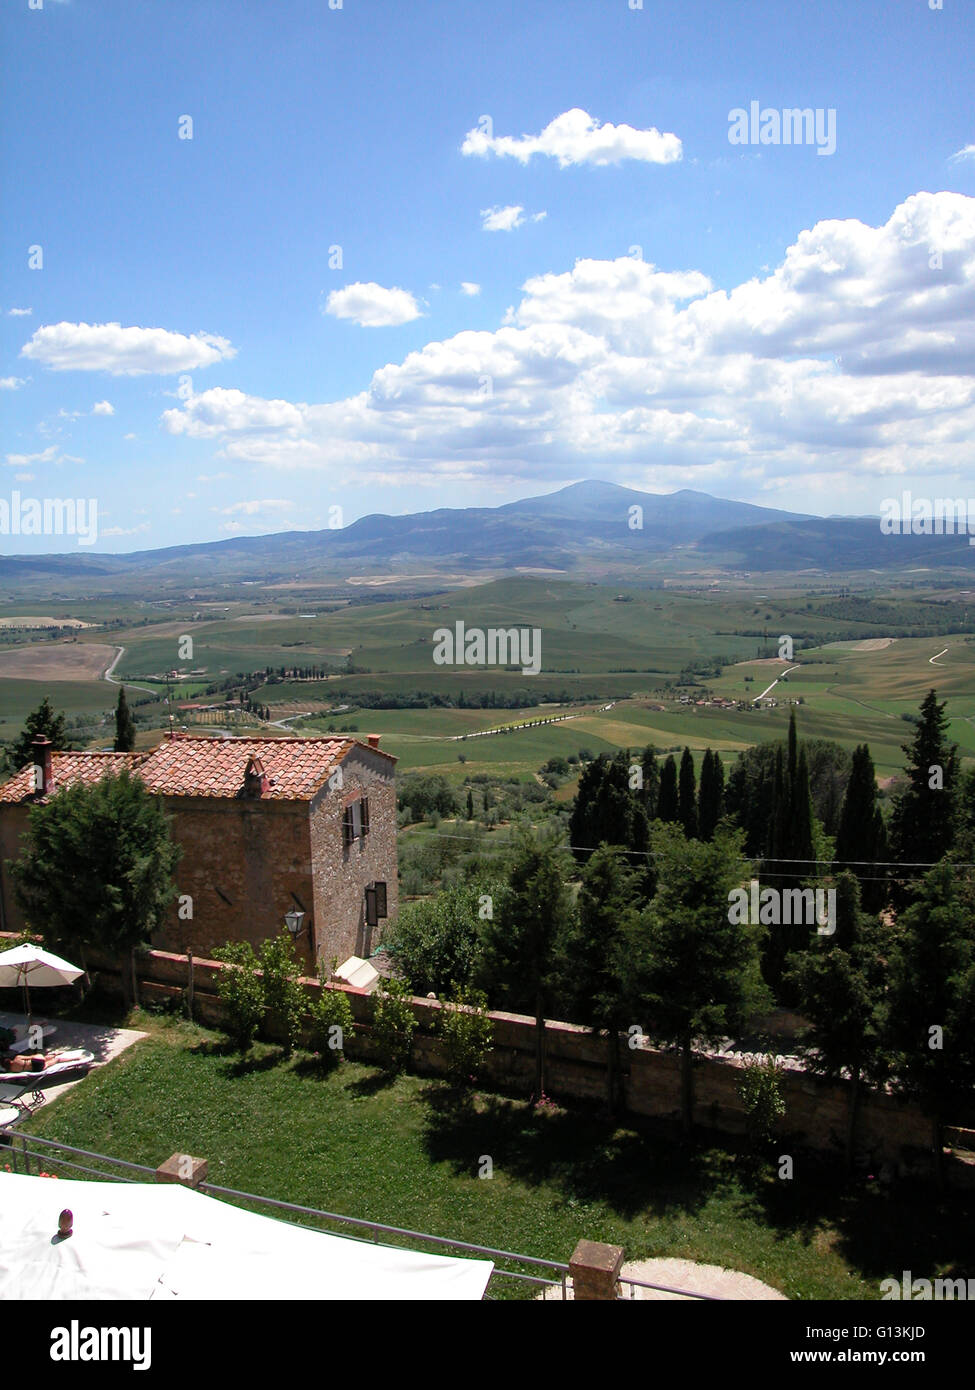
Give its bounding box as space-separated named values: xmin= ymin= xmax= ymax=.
xmin=462 ymin=108 xmax=682 ymax=167
xmin=0 ymin=377 xmax=27 ymax=390
xmin=324 ymin=282 xmax=423 ymax=327
xmin=196 ymin=471 xmax=233 ymax=483
xmin=157 ymin=192 xmax=975 ymax=499
xmin=14 ymin=473 xmax=34 ymax=482
xmin=461 ymin=282 xmax=482 ymax=296
xmin=102 ymin=523 xmax=150 ymax=537
xmin=6 ymin=308 xmax=32 ymax=317
xmin=220 ymin=499 xmax=294 ymax=516
xmin=92 ymin=400 xmax=115 ymax=415
xmin=950 ymin=144 xmax=975 ymax=163
xmin=481 ymin=205 xmax=526 ymax=232
xmin=162 ymin=389 xmax=303 ymax=439
xmin=5 ymin=446 xmax=61 ymax=467
xmin=20 ymin=321 xmax=236 ymax=375
xmin=124 ymin=432 xmax=137 ymax=440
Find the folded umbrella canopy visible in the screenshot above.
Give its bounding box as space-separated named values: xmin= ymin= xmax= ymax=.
xmin=0 ymin=944 xmax=83 ymax=1031
xmin=0 ymin=1172 xmax=494 ymax=1300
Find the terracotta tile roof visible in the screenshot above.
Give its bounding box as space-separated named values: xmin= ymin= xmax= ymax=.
xmin=0 ymin=736 xmax=395 ymax=805
xmin=0 ymin=752 xmax=136 ymax=804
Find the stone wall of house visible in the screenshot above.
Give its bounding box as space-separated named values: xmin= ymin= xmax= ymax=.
xmin=81 ymin=945 xmax=973 ymax=1174
xmin=308 ymin=744 xmax=398 ymax=967
xmin=0 ymin=804 xmax=30 ymax=937
xmin=152 ymin=797 xmax=316 ymax=966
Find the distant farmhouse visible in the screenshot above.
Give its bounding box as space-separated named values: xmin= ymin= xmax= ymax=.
xmin=0 ymin=732 xmax=398 ymax=968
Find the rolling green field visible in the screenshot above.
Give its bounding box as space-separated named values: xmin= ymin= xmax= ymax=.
xmin=0 ymin=575 xmax=970 ymax=781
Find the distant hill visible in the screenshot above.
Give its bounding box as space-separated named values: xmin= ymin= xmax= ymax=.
xmin=0 ymin=480 xmax=970 ymax=584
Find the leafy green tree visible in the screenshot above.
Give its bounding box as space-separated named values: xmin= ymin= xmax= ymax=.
xmin=737 ymin=1054 xmax=786 ymax=1147
xmin=890 ymin=690 xmax=959 ymax=892
xmin=834 ymin=744 xmax=888 ymax=912
xmin=475 ymin=828 xmax=575 ymax=1102
xmin=466 ymin=789 xmax=474 ymax=820
xmin=560 ymin=843 xmax=640 ymax=1110
xmin=678 ymin=747 xmax=698 ymax=839
xmin=437 ymin=983 xmax=493 ymax=1086
xmin=628 ymin=825 xmax=771 ymax=1135
xmin=697 ymin=748 xmax=725 ymax=842
xmin=372 ymin=976 xmax=418 ymax=1073
xmin=383 ymin=881 xmax=505 ymax=996
xmin=114 ymin=686 xmax=136 ymax=753
xmin=213 ymin=941 xmax=264 ymax=1052
xmin=886 ymin=859 xmax=975 ymax=1185
xmin=656 ymin=754 xmax=679 ymax=824
xmin=258 ymin=932 xmax=306 ymax=1057
xmin=12 ymin=697 xmax=69 ymax=770
xmin=308 ymin=977 xmax=354 ymax=1065
xmin=787 ymin=874 xmax=889 ymax=1167
xmin=10 ymin=769 xmax=181 ymax=992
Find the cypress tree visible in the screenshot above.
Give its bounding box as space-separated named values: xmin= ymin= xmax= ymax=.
xmin=890 ymin=690 xmax=959 ymax=881
xmin=656 ymin=754 xmax=679 ymax=824
xmin=834 ymin=744 xmax=888 ymax=913
xmin=466 ymin=789 xmax=474 ymax=821
xmin=697 ymin=748 xmax=725 ymax=842
xmin=640 ymin=743 xmax=660 ymax=820
xmin=678 ymin=746 xmax=698 ymax=839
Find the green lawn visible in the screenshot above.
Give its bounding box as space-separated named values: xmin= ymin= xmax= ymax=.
xmin=17 ymin=1014 xmax=972 ymax=1300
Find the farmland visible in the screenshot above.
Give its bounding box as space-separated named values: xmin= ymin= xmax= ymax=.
xmin=0 ymin=573 xmax=970 ymax=783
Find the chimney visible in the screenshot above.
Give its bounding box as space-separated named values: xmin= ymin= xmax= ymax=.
xmin=367 ymin=734 xmax=381 ymax=749
xmin=243 ymin=754 xmax=269 ymax=798
xmin=32 ymin=735 xmax=54 ymax=795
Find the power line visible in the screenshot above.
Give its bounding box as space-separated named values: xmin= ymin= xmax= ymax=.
xmin=401 ymin=825 xmax=974 ymax=871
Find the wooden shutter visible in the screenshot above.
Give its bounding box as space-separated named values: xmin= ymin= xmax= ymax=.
xmin=361 ymin=796 xmax=370 ymax=835
xmin=375 ymin=881 xmax=387 ymax=918
xmin=365 ymin=886 xmax=378 ymax=928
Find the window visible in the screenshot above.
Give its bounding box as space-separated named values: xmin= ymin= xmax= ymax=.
xmin=361 ymin=796 xmax=370 ymax=836
xmin=365 ymin=881 xmax=388 ymax=928
xmin=342 ymin=804 xmax=355 ymax=848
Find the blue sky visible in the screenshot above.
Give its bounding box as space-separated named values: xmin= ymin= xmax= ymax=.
xmin=2 ymin=0 xmax=973 ymax=551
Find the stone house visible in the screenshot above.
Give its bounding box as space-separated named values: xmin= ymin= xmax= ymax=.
xmin=0 ymin=731 xmax=398 ymax=970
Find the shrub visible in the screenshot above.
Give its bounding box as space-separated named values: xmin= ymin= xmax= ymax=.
xmin=738 ymin=1053 xmax=786 ymax=1146
xmin=438 ymin=984 xmax=493 ymax=1085
xmin=372 ymin=977 xmax=417 ymax=1073
xmin=258 ymin=933 xmax=306 ymax=1058
xmin=213 ymin=942 xmax=264 ymax=1052
xmin=309 ymin=978 xmax=354 ymax=1065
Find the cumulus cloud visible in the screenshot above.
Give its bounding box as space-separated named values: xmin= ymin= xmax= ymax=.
xmin=0 ymin=377 xmax=27 ymax=390
xmin=20 ymin=321 xmax=236 ymax=375
xmin=102 ymin=523 xmax=150 ymax=537
xmin=481 ymin=205 xmax=524 ymax=232
xmin=6 ymin=308 xmax=32 ymax=317
xmin=92 ymin=400 xmax=114 ymax=415
xmin=324 ymin=282 xmax=423 ymax=327
xmin=462 ymin=108 xmax=682 ymax=167
xmin=158 ymin=192 xmax=975 ymax=497
xmin=461 ymin=282 xmax=481 ymax=296
xmin=220 ymin=499 xmax=294 ymax=516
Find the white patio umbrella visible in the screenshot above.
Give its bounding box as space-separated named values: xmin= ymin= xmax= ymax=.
xmin=0 ymin=945 xmax=82 ymax=1031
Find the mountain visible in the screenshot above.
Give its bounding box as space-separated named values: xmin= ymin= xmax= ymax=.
xmin=0 ymin=481 xmax=970 ymax=586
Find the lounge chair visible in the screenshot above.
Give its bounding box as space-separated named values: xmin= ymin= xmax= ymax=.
xmin=0 ymin=1049 xmax=95 ymax=1086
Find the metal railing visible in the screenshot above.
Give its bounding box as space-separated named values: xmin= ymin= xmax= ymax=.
xmin=2 ymin=1132 xmax=718 ymax=1300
